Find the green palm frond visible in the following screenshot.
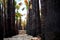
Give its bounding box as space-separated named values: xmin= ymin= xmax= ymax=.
xmin=15 ymin=5 xmax=20 ymax=10
xmin=15 ymin=12 xmax=22 ymax=20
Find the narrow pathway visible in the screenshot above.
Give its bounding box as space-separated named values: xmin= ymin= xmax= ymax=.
xmin=4 ymin=30 xmax=41 ymax=40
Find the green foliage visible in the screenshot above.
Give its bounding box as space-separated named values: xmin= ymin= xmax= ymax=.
xmin=14 ymin=0 xmax=16 ymax=6
xmin=15 ymin=5 xmax=20 ymax=10
xmin=15 ymin=12 xmax=22 ymax=20
xmin=0 ymin=0 xmax=2 ymax=4
xmin=15 ymin=2 xmax=21 ymax=20
xmin=26 ymin=4 xmax=29 ymax=10
xmin=0 ymin=0 xmax=1 ymax=2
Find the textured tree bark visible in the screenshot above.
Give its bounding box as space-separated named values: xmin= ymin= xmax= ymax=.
xmin=26 ymin=0 xmax=41 ymax=37
xmin=41 ymin=0 xmax=60 ymax=40
xmin=4 ymin=0 xmax=18 ymax=38
xmin=41 ymin=0 xmax=47 ymax=40
xmin=0 ymin=2 xmax=3 ymax=39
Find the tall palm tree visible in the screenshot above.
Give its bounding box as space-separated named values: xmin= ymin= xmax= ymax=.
xmin=26 ymin=0 xmax=41 ymax=37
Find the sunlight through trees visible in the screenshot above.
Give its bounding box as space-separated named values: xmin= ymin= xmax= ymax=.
xmin=15 ymin=0 xmax=29 ymax=30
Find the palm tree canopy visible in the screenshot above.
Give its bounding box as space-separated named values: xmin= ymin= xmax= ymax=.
xmin=15 ymin=5 xmax=20 ymax=10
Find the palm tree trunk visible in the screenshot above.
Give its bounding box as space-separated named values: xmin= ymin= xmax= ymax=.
xmin=0 ymin=1 xmax=3 ymax=39
xmin=26 ymin=0 xmax=41 ymax=37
